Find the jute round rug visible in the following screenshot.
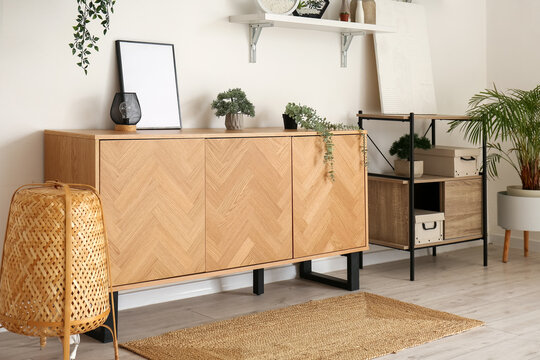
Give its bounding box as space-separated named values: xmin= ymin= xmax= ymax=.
xmin=121 ymin=292 xmax=483 ymax=360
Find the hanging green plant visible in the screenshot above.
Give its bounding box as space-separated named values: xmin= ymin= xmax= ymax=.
xmin=69 ymin=0 xmax=116 ymax=74
xmin=284 ymin=102 xmax=366 ymax=181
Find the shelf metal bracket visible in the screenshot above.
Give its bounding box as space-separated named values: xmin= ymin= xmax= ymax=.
xmin=341 ymin=31 xmax=366 ymax=68
xmin=249 ymin=23 xmax=273 ymax=63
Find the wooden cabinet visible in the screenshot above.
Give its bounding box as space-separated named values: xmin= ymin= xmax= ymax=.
xmin=44 ymin=128 xmax=368 ymax=291
xmin=100 ymin=140 xmax=206 ymax=286
xmin=293 ymin=135 xmax=367 ymax=257
xmin=205 ymin=138 xmax=292 ymax=271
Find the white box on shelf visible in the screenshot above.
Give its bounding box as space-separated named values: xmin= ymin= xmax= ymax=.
xmin=414 ymin=146 xmax=481 ymax=177
xmin=415 ymin=209 xmax=444 ymax=245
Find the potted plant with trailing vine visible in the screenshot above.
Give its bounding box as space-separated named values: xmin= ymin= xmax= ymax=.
xmin=284 ymin=102 xmax=365 ymax=181
xmin=449 ymin=84 xmax=540 ymax=261
xmin=389 ymin=133 xmax=432 ymax=178
xmin=211 ymin=88 xmax=255 ymax=130
xmin=70 ymin=0 xmax=116 ymax=74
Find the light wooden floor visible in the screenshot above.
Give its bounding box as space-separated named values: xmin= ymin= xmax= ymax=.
xmin=1 ymin=244 xmax=540 ymax=360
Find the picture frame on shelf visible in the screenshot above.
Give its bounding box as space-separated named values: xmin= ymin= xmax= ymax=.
xmin=293 ymin=0 xmax=329 ymax=18
xmin=116 ymin=40 xmax=182 ymax=129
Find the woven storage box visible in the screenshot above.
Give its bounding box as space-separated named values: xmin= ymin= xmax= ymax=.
xmin=0 ymin=183 xmax=118 ymax=359
xmin=415 ymin=209 xmax=445 ymax=245
xmin=414 ymin=146 xmax=481 ymax=177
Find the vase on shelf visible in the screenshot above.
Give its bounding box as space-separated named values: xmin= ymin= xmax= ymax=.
xmin=363 ymin=0 xmax=376 ymax=24
xmin=356 ymin=0 xmax=364 ymax=23
xmin=340 ymin=0 xmax=350 ymax=22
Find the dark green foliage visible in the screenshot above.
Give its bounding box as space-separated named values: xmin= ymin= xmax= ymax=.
xmin=284 ymin=102 xmax=366 ymax=181
xmin=448 ymin=84 xmax=540 ymax=190
xmin=211 ymin=88 xmax=255 ymax=117
xmin=389 ymin=133 xmax=431 ymax=160
xmin=69 ymin=0 xmax=115 ymax=74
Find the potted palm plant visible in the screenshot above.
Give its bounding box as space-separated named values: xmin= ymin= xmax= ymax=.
xmin=449 ymin=84 xmax=540 ymax=259
xmin=449 ymin=85 xmax=540 ymax=195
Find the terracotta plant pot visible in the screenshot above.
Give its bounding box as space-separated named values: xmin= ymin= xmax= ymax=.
xmin=225 ymin=113 xmax=244 ymax=130
xmin=394 ymin=159 xmax=424 ymax=178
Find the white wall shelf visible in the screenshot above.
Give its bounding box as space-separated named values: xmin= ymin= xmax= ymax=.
xmin=229 ymin=13 xmax=395 ymax=67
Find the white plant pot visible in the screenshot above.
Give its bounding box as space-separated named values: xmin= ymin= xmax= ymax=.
xmin=497 ymin=191 xmax=540 ymax=231
xmin=394 ymin=160 xmax=423 ymax=178
xmin=507 ymin=185 xmax=540 ymax=197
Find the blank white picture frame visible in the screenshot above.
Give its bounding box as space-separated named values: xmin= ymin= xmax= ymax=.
xmin=116 ymin=40 xmax=182 ymax=129
xmin=374 ymin=1 xmax=437 ymax=114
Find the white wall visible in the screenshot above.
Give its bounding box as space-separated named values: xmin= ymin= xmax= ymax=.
xmin=486 ymin=0 xmax=540 ymax=244
xmin=0 ymin=0 xmax=488 ymax=309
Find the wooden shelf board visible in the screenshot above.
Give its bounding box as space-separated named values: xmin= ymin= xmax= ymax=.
xmin=358 ymin=113 xmax=470 ymax=121
xmin=368 ymin=174 xmax=482 ymax=184
xmin=229 ymin=13 xmax=395 ymax=34
xmin=370 ymin=234 xmax=484 ymax=250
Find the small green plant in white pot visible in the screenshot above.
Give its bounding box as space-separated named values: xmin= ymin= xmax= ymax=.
xmin=211 ymin=88 xmax=255 ymax=130
xmin=389 ymin=134 xmax=432 ymax=178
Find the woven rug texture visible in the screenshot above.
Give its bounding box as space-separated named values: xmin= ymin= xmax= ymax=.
xmin=121 ymin=292 xmax=483 ymax=360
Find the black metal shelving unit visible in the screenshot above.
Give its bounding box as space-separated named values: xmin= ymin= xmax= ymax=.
xmin=358 ymin=112 xmax=488 ymax=281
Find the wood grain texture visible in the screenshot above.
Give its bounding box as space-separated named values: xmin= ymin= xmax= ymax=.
xmin=100 ymin=139 xmax=206 ymax=286
xmin=205 ymin=137 xmax=292 ymax=271
xmin=368 ymin=179 xmax=409 ymax=247
xmin=443 ymin=178 xmax=482 ymax=240
xmin=293 ymin=135 xmax=368 ymax=257
xmin=44 ymin=134 xmax=98 ymax=187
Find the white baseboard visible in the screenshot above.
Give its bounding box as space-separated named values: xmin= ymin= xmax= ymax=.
xmin=118 ymin=242 xmax=481 ymax=311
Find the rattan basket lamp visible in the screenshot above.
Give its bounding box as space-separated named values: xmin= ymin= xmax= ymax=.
xmin=0 ymin=182 xmax=119 ymax=360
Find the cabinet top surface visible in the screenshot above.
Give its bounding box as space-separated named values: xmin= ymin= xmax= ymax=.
xmin=44 ymin=128 xmax=366 ymax=140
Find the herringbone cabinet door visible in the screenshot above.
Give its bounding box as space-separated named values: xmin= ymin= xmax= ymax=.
xmin=100 ymin=139 xmax=206 ymax=286
xmin=293 ymin=135 xmax=367 ymax=257
xmin=206 ymin=137 xmax=292 ymax=271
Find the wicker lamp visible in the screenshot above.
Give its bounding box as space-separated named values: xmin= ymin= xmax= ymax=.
xmin=0 ymin=182 xmax=119 ymax=360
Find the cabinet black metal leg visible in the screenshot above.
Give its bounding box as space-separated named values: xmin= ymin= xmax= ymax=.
xmin=300 ymin=252 xmax=359 ymax=291
xmin=85 ymin=291 xmax=118 ymax=343
xmin=253 ymin=269 xmax=264 ymax=295
xmin=359 ymin=251 xmax=363 ymax=269
xmin=483 ymin=238 xmax=488 ymax=266
xmin=410 ymin=250 xmax=415 ymax=281
xmin=432 ymin=247 xmax=437 ymax=256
